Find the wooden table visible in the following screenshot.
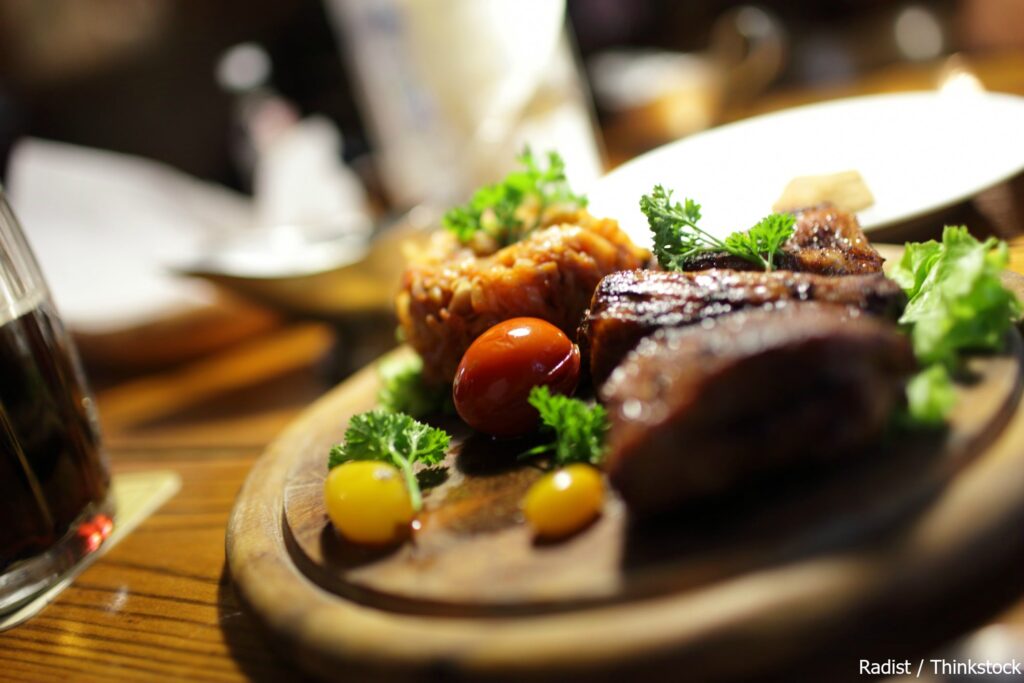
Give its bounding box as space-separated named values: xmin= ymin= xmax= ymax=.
xmin=5 ymin=51 xmax=1024 ymax=682
xmin=0 ymin=324 xmax=337 ymax=682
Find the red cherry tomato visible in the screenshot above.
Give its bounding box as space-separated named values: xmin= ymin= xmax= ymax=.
xmin=453 ymin=317 xmax=581 ymax=437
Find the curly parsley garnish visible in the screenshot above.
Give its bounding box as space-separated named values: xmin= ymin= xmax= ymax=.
xmin=640 ymin=185 xmax=795 ymax=271
xmin=520 ymin=386 xmax=608 ymax=467
xmin=328 ymin=409 xmax=450 ymax=512
xmin=442 ymin=149 xmax=587 ymax=248
xmin=377 ymin=354 xmax=452 ymax=418
xmin=892 ymin=226 xmax=1021 ymax=425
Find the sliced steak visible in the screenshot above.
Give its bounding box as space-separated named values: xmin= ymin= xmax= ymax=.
xmin=580 ymin=269 xmax=905 ymax=385
xmin=681 ymin=205 xmax=884 ymax=275
xmin=601 ymin=302 xmax=915 ymax=517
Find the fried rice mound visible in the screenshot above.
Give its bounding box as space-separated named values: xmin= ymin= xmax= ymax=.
xmin=396 ymin=209 xmax=649 ymax=383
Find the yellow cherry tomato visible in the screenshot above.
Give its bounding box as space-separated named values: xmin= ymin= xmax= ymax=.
xmin=324 ymin=461 xmax=414 ymax=545
xmin=523 ymin=464 xmax=604 ymax=539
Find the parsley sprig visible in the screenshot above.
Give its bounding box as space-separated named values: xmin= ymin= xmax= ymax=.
xmin=520 ymin=386 xmax=609 ymax=467
xmin=442 ymin=149 xmax=587 ymax=248
xmin=328 ymin=409 xmax=451 ymax=512
xmin=640 ymin=185 xmax=795 ymax=271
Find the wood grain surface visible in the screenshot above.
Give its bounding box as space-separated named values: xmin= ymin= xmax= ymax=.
xmin=0 ymin=324 xmax=330 ymax=682
xmin=0 ymin=449 xmax=296 ymax=683
xmin=227 ymin=309 xmax=1024 ymax=681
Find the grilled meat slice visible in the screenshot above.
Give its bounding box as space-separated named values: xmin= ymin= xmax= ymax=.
xmin=681 ymin=205 xmax=884 ymax=275
xmin=602 ymin=302 xmax=915 ymax=517
xmin=783 ymin=204 xmax=885 ymax=274
xmin=580 ymin=269 xmax=905 ymax=385
xmin=396 ymin=209 xmax=649 ymax=383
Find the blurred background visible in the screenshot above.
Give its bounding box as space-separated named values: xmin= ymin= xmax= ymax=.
xmin=4 ymin=0 xmax=1024 ymax=188
xmin=2 ymin=0 xmax=1024 ymax=444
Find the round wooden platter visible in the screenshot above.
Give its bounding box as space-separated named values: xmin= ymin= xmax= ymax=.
xmin=227 ymin=273 xmax=1024 ymax=683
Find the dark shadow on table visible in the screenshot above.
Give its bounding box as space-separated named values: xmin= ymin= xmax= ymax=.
xmin=217 ymin=563 xmax=315 ymax=682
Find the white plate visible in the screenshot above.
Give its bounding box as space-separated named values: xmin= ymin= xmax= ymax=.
xmin=588 ymin=91 xmax=1024 ymax=248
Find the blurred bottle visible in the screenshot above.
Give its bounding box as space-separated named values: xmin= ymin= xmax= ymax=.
xmin=216 ymin=41 xmax=372 ymax=241
xmin=323 ymin=0 xmax=604 ymax=210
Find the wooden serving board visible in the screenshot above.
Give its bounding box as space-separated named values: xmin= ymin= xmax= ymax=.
xmin=227 ymin=272 xmax=1024 ymax=682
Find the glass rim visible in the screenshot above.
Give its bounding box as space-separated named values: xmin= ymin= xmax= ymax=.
xmin=0 ymin=192 xmax=48 ymax=325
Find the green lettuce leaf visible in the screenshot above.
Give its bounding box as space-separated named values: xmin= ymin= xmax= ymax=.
xmin=905 ymin=364 xmax=957 ymax=426
xmin=893 ymin=226 xmax=1020 ymax=427
xmin=894 ymin=226 xmax=1020 ymax=365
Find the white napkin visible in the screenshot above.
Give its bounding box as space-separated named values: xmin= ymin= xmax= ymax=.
xmin=6 ymin=139 xmax=253 ymax=334
xmin=5 ymin=118 xmax=371 ymax=334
